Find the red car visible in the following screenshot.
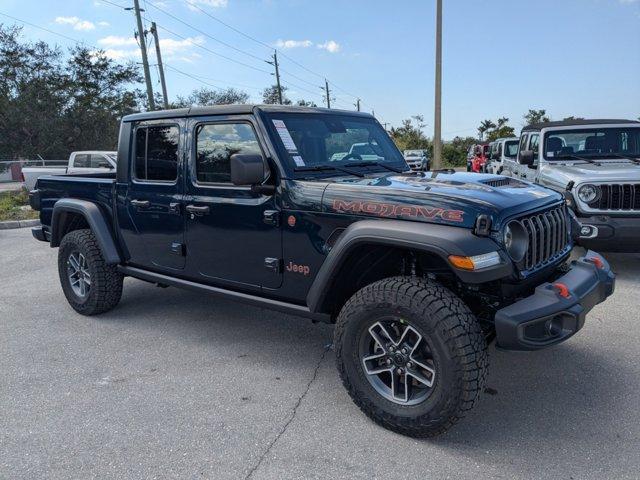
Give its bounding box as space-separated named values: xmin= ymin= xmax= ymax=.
xmin=471 ymin=144 xmax=490 ymax=173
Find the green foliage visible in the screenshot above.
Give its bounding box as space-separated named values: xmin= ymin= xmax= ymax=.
xmin=0 ymin=25 xmax=142 ymax=159
xmin=485 ymin=117 xmax=515 ymax=142
xmin=524 ymin=109 xmax=551 ymax=126
xmin=389 ymin=115 xmax=432 ymax=153
xmin=173 ymin=87 xmax=249 ymax=107
xmin=442 ymin=136 xmax=477 ymax=167
xmin=0 ymin=189 xmax=37 ymax=221
xmin=262 ymin=84 xmax=292 ymax=105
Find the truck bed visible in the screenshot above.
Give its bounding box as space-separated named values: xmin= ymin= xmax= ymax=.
xmin=36 ymin=174 xmax=117 ymax=230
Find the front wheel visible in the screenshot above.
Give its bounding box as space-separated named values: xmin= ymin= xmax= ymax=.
xmin=334 ymin=276 xmax=488 ymax=437
xmin=58 ymin=229 xmax=123 ymax=315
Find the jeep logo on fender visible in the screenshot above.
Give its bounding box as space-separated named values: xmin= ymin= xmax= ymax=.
xmin=331 ymin=199 xmax=464 ymax=223
xmin=286 ymin=261 xmax=310 ymax=276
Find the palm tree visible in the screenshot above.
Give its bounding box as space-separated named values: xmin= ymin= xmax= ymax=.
xmin=478 ymin=120 xmax=496 ymax=141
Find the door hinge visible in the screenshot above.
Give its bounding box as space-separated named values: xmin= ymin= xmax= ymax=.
xmin=263 ymin=210 xmax=280 ymax=226
xmin=264 ymin=257 xmax=282 ymax=273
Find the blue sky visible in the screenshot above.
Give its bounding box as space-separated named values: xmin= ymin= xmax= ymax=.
xmin=1 ymin=0 xmax=639 ymax=138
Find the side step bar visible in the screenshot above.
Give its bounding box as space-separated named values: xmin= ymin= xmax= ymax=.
xmin=118 ymin=265 xmax=331 ymax=323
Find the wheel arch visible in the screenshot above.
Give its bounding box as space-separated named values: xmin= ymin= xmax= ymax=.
xmin=51 ymin=199 xmax=121 ymax=264
xmin=307 ymin=219 xmax=512 ymax=317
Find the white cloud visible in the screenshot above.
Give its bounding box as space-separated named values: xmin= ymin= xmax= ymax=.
xmin=186 ymin=0 xmax=228 ymax=10
xmin=98 ymin=35 xmax=137 ymax=47
xmin=275 ymin=39 xmax=313 ymax=49
xmin=620 ymin=0 xmax=639 ymax=3
xmin=96 ymin=35 xmax=205 ymax=62
xmin=54 ymin=16 xmax=96 ymax=31
xmin=317 ymin=40 xmax=340 ymax=53
xmin=97 ymin=21 xmax=110 ymax=27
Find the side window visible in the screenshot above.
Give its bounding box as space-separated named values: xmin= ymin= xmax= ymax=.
xmin=195 ymin=123 xmax=261 ymax=184
xmin=134 ymin=125 xmax=179 ymax=182
xmin=529 ymin=134 xmax=540 ymax=155
xmin=73 ymin=154 xmax=90 ymax=168
xmin=90 ymin=154 xmax=112 ymax=168
xmin=497 ymin=143 xmax=503 ymax=157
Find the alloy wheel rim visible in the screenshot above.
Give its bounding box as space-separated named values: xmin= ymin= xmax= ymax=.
xmin=359 ymin=318 xmax=436 ymax=406
xmin=67 ymin=251 xmax=91 ymax=298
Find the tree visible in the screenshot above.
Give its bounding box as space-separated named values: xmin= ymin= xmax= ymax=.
xmin=173 ymin=87 xmax=249 ymax=107
xmin=562 ymin=116 xmax=585 ymax=121
xmin=296 ymin=99 xmax=317 ymax=107
xmin=389 ymin=115 xmax=432 ymax=153
xmin=0 ymin=25 xmax=142 ymax=158
xmin=442 ymin=136 xmax=477 ymax=167
xmin=485 ymin=117 xmax=515 ymax=142
xmin=524 ymin=109 xmax=550 ymax=126
xmin=477 ymin=120 xmax=496 ymax=141
xmin=262 ymin=84 xmax=291 ymax=105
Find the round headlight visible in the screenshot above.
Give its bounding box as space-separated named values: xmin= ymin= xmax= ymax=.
xmin=503 ymin=220 xmax=528 ymax=262
xmin=577 ymin=184 xmax=600 ymax=204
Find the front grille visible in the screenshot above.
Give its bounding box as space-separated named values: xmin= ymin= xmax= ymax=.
xmin=519 ymin=206 xmax=569 ymax=271
xmin=588 ymin=184 xmax=640 ymax=211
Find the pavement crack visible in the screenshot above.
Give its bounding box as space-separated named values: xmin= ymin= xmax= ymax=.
xmin=244 ymin=344 xmax=331 ymax=480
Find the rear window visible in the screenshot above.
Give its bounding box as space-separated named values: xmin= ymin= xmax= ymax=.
xmin=134 ymin=125 xmax=179 ymax=182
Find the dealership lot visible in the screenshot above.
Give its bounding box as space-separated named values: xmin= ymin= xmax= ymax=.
xmin=1 ymin=227 xmax=639 ymax=479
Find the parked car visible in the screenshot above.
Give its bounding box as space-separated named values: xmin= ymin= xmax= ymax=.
xmin=30 ymin=105 xmax=614 ymax=437
xmin=488 ymin=137 xmax=520 ymax=175
xmin=470 ymin=144 xmax=490 ymax=173
xmin=466 ymin=145 xmax=475 ymax=171
xmin=501 ymin=119 xmax=640 ymax=252
xmin=330 ymin=142 xmax=384 ymax=162
xmin=22 ymin=151 xmax=116 ymax=191
xmin=403 ymin=149 xmax=430 ymax=171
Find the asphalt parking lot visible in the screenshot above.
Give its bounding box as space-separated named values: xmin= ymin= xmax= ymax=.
xmin=1 ymin=227 xmax=639 ymax=479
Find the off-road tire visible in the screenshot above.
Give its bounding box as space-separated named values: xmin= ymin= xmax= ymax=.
xmin=58 ymin=229 xmax=123 ymax=315
xmin=334 ymin=276 xmax=488 ymax=437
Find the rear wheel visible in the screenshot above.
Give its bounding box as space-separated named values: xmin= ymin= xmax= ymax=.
xmin=334 ymin=276 xmax=488 ymax=437
xmin=58 ymin=229 xmax=123 ymax=315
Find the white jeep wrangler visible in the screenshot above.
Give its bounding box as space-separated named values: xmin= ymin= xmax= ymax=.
xmin=502 ymin=119 xmax=640 ymax=252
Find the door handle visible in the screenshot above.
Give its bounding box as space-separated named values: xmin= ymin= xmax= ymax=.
xmin=186 ymin=204 xmax=210 ymax=216
xmin=130 ymin=199 xmax=150 ymax=208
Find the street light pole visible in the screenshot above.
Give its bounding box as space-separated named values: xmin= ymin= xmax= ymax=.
xmin=432 ymin=0 xmax=443 ymax=169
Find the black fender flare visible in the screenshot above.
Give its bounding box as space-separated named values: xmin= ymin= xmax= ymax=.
xmin=306 ymin=219 xmax=513 ymax=313
xmin=50 ymin=199 xmax=121 ymax=264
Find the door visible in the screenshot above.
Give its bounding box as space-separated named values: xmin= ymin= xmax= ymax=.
xmin=121 ymin=122 xmax=186 ymax=271
xmin=522 ymin=133 xmax=540 ymax=182
xmin=183 ymin=117 xmax=282 ymax=290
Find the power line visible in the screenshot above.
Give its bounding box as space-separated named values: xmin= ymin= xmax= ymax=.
xmin=0 ymin=11 xmax=89 ymax=45
xmin=143 ymin=0 xmax=267 ymax=64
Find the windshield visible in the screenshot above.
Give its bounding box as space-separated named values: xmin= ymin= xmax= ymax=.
xmin=263 ymin=112 xmax=406 ymax=174
xmin=504 ymin=140 xmax=519 ymax=158
xmin=405 ymin=150 xmax=423 ymax=158
xmin=544 ymin=128 xmax=640 ymax=160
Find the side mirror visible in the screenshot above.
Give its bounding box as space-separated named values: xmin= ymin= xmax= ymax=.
xmin=230 ymin=153 xmax=265 ymax=186
xmin=519 ymin=150 xmax=535 ymax=166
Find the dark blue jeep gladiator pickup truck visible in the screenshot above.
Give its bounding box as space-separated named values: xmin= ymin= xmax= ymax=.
xmin=30 ymin=105 xmax=615 ymax=437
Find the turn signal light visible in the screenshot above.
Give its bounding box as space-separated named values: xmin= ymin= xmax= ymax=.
xmin=448 ymin=252 xmax=501 ymax=271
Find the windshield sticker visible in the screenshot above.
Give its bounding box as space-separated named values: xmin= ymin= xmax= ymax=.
xmin=292 ymin=155 xmax=305 ymax=167
xmin=272 ymin=119 xmax=298 ymax=152
xmin=547 ymin=151 xmax=554 ymax=157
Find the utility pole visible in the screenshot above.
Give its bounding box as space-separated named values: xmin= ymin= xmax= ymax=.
xmin=432 ymin=0 xmax=443 ymax=169
xmin=150 ymin=22 xmax=169 ymax=109
xmin=266 ymin=51 xmax=283 ymax=104
xmin=132 ymin=0 xmax=154 ymax=110
xmin=323 ymin=79 xmax=331 ymax=109
xmin=354 ymin=98 xmax=361 ymax=111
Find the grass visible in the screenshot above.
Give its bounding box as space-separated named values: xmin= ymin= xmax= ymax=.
xmin=0 ymin=189 xmax=39 ymax=222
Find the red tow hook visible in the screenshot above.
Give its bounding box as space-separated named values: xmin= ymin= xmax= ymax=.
xmin=552 ymin=282 xmax=571 ymax=299
xmin=587 ymin=256 xmax=604 ymax=269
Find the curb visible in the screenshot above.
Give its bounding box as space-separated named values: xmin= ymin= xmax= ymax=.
xmin=0 ymin=219 xmax=40 ymax=230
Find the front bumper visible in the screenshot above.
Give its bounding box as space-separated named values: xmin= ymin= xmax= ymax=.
xmin=575 ymin=214 xmax=640 ymax=253
xmin=494 ymin=251 xmax=615 ymax=351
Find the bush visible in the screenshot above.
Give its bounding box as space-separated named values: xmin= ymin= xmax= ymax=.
xmin=0 ymin=189 xmax=38 ymax=221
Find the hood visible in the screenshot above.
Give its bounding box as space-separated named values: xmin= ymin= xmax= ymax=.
xmin=540 ymin=161 xmax=640 ymax=185
xmin=319 ymin=171 xmax=562 ymax=229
